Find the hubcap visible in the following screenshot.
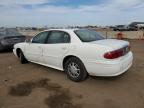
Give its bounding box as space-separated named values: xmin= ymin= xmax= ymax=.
xmin=20 ymin=53 xmax=22 ymax=61
xmin=67 ymin=62 xmax=80 ymax=78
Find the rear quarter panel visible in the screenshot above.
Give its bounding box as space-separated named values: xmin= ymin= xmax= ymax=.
xmin=65 ymin=43 xmax=113 ymax=63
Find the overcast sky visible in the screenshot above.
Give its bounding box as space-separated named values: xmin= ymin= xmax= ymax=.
xmin=0 ymin=0 xmax=144 ymax=27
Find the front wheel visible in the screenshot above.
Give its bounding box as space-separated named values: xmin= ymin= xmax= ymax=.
xmin=19 ymin=50 xmax=28 ymax=64
xmin=64 ymin=57 xmax=88 ymax=82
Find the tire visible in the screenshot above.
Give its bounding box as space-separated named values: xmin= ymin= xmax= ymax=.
xmin=64 ymin=57 xmax=88 ymax=82
xmin=19 ymin=50 xmax=28 ymax=64
xmin=0 ymin=43 xmax=4 ymax=51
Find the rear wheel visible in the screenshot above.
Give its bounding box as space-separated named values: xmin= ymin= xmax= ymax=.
xmin=19 ymin=50 xmax=28 ymax=64
xmin=64 ymin=57 xmax=88 ymax=82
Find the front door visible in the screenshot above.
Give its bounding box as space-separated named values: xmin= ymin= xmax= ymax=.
xmin=43 ymin=31 xmax=70 ymax=69
xmin=24 ymin=31 xmax=49 ymax=63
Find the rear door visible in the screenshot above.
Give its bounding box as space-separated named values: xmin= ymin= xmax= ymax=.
xmin=24 ymin=31 xmax=49 ymax=63
xmin=43 ymin=30 xmax=70 ymax=69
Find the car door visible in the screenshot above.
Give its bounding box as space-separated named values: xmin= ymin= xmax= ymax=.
xmin=43 ymin=31 xmax=70 ymax=69
xmin=24 ymin=31 xmax=49 ymax=63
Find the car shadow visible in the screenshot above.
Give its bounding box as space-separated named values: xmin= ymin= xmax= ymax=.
xmin=29 ymin=62 xmax=65 ymax=74
xmin=23 ymin=61 xmax=130 ymax=82
xmin=89 ymin=71 xmax=129 ymax=81
xmin=0 ymin=49 xmax=13 ymax=53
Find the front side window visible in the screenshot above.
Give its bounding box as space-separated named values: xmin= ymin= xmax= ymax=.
xmin=47 ymin=31 xmax=70 ymax=44
xmin=74 ymin=29 xmax=104 ymax=42
xmin=32 ymin=31 xmax=49 ymax=44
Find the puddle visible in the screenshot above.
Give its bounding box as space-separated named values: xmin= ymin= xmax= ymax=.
xmin=45 ymin=90 xmax=80 ymax=108
xmin=9 ymin=78 xmax=49 ymax=96
xmin=9 ymin=81 xmax=34 ymax=96
xmin=9 ymin=78 xmax=81 ymax=108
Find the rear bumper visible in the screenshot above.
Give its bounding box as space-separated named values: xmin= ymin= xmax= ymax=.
xmin=84 ymin=52 xmax=133 ymax=76
xmin=2 ymin=44 xmax=14 ymax=49
xmin=0 ymin=44 xmax=14 ymax=51
xmin=0 ymin=39 xmax=25 ymax=51
xmin=0 ymin=47 xmax=3 ymax=51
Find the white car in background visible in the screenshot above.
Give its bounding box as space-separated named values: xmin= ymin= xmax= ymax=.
xmin=13 ymin=29 xmax=133 ymax=82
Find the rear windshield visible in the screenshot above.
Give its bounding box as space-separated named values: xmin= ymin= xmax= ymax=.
xmin=0 ymin=28 xmax=22 ymax=37
xmin=74 ymin=29 xmax=104 ymax=42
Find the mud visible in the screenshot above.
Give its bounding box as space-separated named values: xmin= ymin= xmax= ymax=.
xmin=45 ymin=90 xmax=80 ymax=108
xmin=9 ymin=78 xmax=49 ymax=96
xmin=9 ymin=78 xmax=80 ymax=108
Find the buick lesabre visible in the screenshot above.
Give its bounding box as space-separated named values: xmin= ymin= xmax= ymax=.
xmin=13 ymin=29 xmax=133 ymax=82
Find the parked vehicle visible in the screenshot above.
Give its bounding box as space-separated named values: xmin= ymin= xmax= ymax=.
xmin=13 ymin=29 xmax=133 ymax=82
xmin=127 ymin=26 xmax=138 ymax=31
xmin=0 ymin=28 xmax=26 ymax=51
xmin=113 ymin=25 xmax=127 ymax=31
xmin=113 ymin=25 xmax=138 ymax=31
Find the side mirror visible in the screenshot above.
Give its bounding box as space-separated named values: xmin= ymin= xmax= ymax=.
xmin=25 ymin=38 xmax=32 ymax=43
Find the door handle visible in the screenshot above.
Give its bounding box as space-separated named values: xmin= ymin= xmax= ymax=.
xmin=38 ymin=46 xmax=41 ymax=49
xmin=62 ymin=47 xmax=67 ymax=50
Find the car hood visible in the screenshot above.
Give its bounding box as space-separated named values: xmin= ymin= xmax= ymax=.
xmin=89 ymin=39 xmax=129 ymax=50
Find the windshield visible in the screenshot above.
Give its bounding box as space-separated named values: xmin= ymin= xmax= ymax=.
xmin=0 ymin=28 xmax=22 ymax=37
xmin=74 ymin=29 xmax=104 ymax=42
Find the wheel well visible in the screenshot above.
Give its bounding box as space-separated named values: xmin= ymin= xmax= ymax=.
xmin=16 ymin=48 xmax=21 ymax=58
xmin=63 ymin=55 xmax=80 ymax=69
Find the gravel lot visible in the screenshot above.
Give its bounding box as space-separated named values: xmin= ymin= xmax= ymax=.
xmin=0 ymin=40 xmax=144 ymax=108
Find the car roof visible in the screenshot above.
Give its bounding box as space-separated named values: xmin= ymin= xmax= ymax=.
xmin=43 ymin=29 xmax=79 ymax=32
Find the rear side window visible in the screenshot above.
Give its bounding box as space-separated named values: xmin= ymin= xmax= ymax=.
xmin=47 ymin=31 xmax=70 ymax=44
xmin=74 ymin=29 xmax=104 ymax=42
xmin=32 ymin=31 xmax=49 ymax=44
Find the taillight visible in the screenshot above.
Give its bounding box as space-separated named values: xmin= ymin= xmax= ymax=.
xmin=104 ymin=48 xmax=124 ymax=59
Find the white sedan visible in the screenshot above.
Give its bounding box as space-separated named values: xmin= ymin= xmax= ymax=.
xmin=13 ymin=29 xmax=133 ymax=82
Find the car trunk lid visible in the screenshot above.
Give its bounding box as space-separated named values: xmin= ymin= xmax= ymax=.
xmin=89 ymin=39 xmax=130 ymax=59
xmin=3 ymin=36 xmax=26 ymax=44
xmin=89 ymin=39 xmax=129 ymax=50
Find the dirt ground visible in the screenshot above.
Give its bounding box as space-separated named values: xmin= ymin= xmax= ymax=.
xmin=0 ymin=40 xmax=144 ymax=108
